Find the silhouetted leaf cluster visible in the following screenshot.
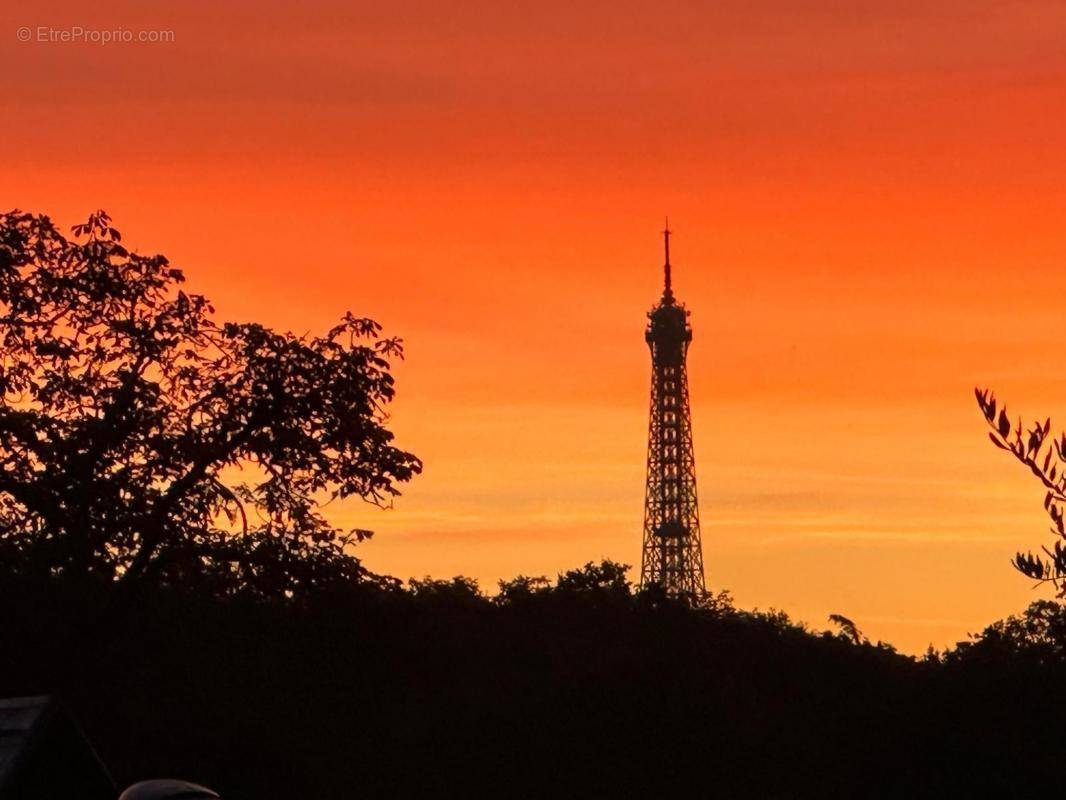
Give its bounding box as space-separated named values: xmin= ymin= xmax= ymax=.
xmin=828 ymin=612 xmax=867 ymax=645
xmin=976 ymin=388 xmax=1066 ymax=593
xmin=0 ymin=210 xmax=420 ymax=595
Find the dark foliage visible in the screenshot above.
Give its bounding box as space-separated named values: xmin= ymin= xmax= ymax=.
xmin=3 ymin=565 xmax=1065 ymax=799
xmin=0 ymin=210 xmax=420 ymax=596
xmin=976 ymin=388 xmax=1066 ymax=594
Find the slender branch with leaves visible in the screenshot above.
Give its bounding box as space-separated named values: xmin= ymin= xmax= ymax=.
xmin=976 ymin=387 xmax=1066 ymax=595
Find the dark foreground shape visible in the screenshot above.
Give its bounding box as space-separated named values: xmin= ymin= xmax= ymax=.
xmin=120 ymin=779 xmax=221 ymax=799
xmin=4 ymin=576 xmax=1066 ymax=799
xmin=0 ymin=695 xmax=114 ymax=800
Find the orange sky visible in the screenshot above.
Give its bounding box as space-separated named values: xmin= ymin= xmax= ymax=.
xmin=6 ymin=0 xmax=1066 ymax=651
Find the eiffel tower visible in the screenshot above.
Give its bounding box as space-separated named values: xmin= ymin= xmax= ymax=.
xmin=640 ymin=224 xmax=706 ymax=597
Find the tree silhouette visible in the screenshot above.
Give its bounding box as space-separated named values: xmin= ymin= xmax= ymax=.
xmin=408 ymin=575 xmax=483 ymax=605
xmin=495 ymin=574 xmax=551 ymax=605
xmin=555 ymin=559 xmax=632 ymax=596
xmin=0 ymin=210 xmax=421 ymax=595
xmin=948 ymin=599 xmax=1066 ymax=661
xmin=828 ymin=613 xmax=866 ymax=645
xmin=976 ymin=387 xmax=1066 ymax=595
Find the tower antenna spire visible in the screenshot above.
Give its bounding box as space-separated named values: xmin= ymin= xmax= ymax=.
xmin=663 ymin=217 xmax=672 ymax=297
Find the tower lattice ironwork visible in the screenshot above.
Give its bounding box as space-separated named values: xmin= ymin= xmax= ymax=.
xmin=640 ymin=224 xmax=706 ymax=597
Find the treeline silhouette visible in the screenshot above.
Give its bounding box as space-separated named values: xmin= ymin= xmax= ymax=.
xmin=3 ymin=568 xmax=1066 ymax=798
xmin=3 ymin=210 xmax=1066 ymax=797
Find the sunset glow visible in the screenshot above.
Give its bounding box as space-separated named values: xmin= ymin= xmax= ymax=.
xmin=9 ymin=0 xmax=1066 ymax=651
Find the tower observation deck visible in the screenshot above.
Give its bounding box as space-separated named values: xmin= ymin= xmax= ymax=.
xmin=640 ymin=224 xmax=706 ymax=598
